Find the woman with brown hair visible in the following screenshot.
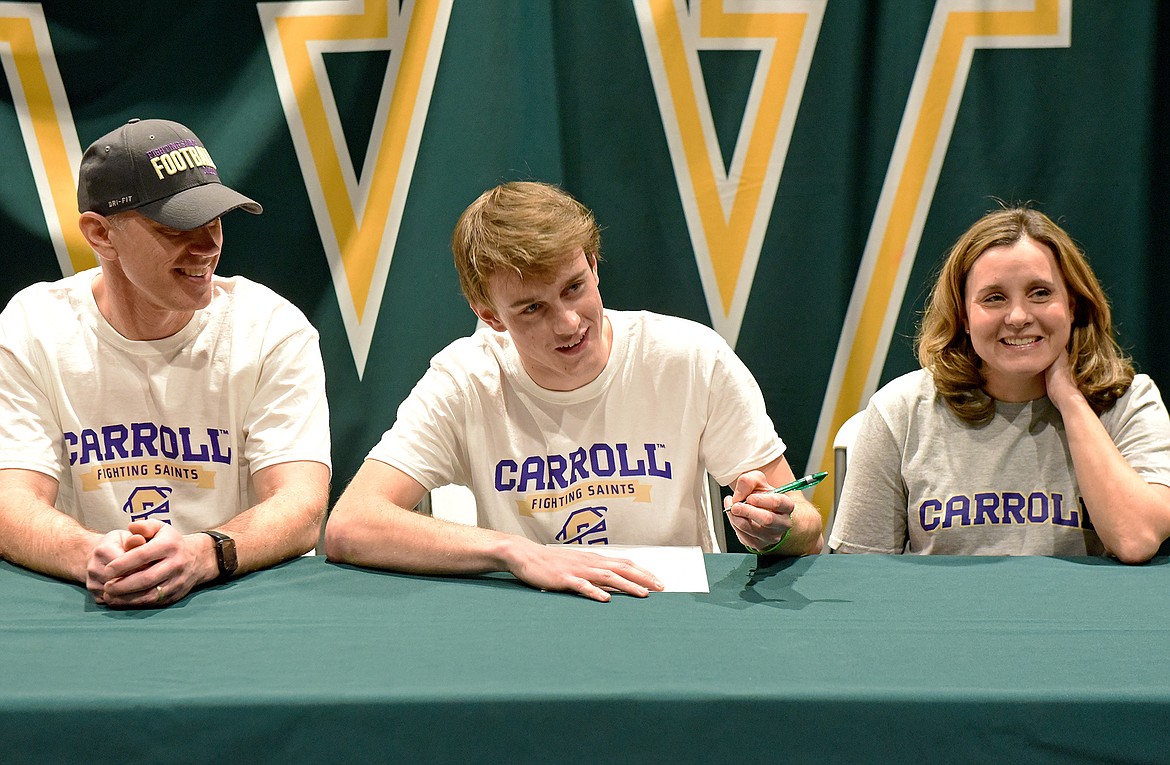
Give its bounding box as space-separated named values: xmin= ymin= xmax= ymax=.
xmin=830 ymin=207 xmax=1170 ymax=562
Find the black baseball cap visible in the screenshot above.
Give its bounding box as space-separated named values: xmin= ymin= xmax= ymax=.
xmin=77 ymin=118 xmax=262 ymax=230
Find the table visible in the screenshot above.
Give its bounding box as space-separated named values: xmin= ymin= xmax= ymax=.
xmin=3 ymin=554 xmax=1168 ymax=764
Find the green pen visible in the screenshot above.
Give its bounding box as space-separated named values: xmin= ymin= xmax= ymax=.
xmin=724 ymin=471 xmax=829 ymax=513
xmin=767 ymin=471 xmax=829 ymax=495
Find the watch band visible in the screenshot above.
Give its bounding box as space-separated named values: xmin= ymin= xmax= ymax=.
xmin=200 ymin=529 xmax=238 ymax=581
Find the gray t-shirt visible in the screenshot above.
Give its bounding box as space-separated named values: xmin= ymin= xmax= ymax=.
xmin=830 ymin=370 xmax=1170 ymax=555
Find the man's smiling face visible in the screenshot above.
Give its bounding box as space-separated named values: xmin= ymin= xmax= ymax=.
xmin=474 ymin=248 xmax=612 ymax=392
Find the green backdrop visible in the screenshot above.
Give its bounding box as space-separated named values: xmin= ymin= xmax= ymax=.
xmin=2 ymin=1 xmax=1166 ymax=518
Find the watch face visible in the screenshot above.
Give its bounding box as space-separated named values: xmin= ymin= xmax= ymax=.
xmin=220 ymin=538 xmax=238 ymax=574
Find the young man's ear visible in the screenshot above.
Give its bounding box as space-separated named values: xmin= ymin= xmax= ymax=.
xmin=472 ymin=303 xmax=507 ymax=332
xmin=78 ymin=212 xmax=118 ymax=262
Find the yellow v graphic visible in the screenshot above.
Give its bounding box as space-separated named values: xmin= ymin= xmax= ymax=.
xmin=0 ymin=3 xmax=93 ymax=275
xmin=807 ymin=0 xmax=1071 ymax=515
xmin=634 ymin=0 xmax=825 ymax=345
xmin=259 ymin=0 xmax=452 ymax=378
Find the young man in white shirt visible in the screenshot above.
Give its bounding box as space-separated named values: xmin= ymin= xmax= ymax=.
xmin=326 ymin=181 xmax=822 ymax=601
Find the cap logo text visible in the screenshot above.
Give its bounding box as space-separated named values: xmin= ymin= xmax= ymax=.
xmin=146 ymin=139 xmax=218 ymax=180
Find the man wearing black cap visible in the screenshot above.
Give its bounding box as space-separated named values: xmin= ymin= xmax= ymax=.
xmin=0 ymin=118 xmax=331 ymax=607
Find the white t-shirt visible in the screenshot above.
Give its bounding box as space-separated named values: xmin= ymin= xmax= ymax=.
xmin=830 ymin=369 xmax=1170 ymax=555
xmin=0 ymin=268 xmax=331 ymax=534
xmin=367 ymin=310 xmax=785 ymax=551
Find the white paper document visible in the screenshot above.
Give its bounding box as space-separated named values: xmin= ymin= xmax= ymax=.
xmin=578 ymin=544 xmax=710 ymax=593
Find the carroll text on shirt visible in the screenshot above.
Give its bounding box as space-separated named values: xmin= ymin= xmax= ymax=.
xmin=495 ymin=442 xmax=672 ymax=492
xmin=919 ymin=491 xmax=1093 ymax=532
xmin=64 ymin=423 xmax=233 ymax=466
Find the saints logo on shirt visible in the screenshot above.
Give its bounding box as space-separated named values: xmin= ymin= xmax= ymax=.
xmin=557 ymin=506 xmax=608 ymax=545
xmin=123 ymin=486 xmax=174 ymax=524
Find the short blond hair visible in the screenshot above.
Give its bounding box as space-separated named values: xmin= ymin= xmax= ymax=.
xmin=452 ymin=181 xmax=601 ymax=309
xmin=918 ymin=206 xmax=1133 ymax=424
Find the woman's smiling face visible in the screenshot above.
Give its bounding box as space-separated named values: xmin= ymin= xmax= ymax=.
xmin=963 ymin=235 xmax=1074 ymax=402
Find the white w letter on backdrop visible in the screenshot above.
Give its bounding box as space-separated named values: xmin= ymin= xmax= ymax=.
xmin=259 ymin=0 xmax=452 ymax=378
xmin=0 ymin=2 xmax=91 ymax=275
xmin=635 ymin=0 xmax=825 ymax=346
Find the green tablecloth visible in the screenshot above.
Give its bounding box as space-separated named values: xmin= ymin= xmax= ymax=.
xmin=3 ymin=554 xmax=1168 ymax=764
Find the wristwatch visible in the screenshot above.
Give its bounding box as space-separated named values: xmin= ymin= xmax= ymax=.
xmin=201 ymin=530 xmax=238 ymax=582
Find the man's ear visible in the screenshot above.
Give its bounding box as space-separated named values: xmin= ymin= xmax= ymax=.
xmin=472 ymin=303 xmax=507 ymax=332
xmin=78 ymin=212 xmax=118 ymax=261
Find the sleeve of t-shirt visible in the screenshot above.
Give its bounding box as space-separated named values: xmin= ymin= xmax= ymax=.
xmin=829 ymin=399 xmax=910 ymax=554
xmin=699 ymin=341 xmax=787 ymax=486
xmin=365 ymin=362 xmax=471 ymax=491
xmin=1107 ymin=375 xmax=1170 ymax=488
xmin=241 ymin=303 xmax=332 ymax=475
xmin=0 ymin=297 xmax=66 ymax=481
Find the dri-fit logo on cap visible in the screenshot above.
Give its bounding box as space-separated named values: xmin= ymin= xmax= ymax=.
xmin=145 ymin=139 xmax=218 ymax=180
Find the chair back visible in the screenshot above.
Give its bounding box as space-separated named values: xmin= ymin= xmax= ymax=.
xmin=827 ymin=410 xmax=866 ymax=543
